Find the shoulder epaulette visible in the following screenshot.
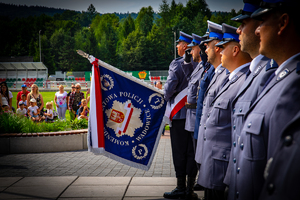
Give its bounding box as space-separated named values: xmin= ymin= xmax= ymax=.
xmin=266 ymin=59 xmax=278 ymax=71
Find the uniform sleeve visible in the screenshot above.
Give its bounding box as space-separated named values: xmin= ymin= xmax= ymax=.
xmin=164 ymin=60 xmax=180 ymax=101
xmin=181 ymin=62 xmax=195 ymax=81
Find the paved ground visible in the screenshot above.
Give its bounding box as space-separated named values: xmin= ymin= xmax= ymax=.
xmin=0 ymin=131 xmax=204 ymax=199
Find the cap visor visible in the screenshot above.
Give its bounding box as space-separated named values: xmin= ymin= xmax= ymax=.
xmin=251 ymin=7 xmax=273 ymax=19
xmin=188 ymin=43 xmax=197 ymax=47
xmin=203 ymin=38 xmax=214 ymax=43
xmin=215 ymin=40 xmax=229 ymax=47
xmin=231 ymin=14 xmax=250 ymax=22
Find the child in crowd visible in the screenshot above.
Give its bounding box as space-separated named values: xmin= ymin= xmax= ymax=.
xmin=21 ymin=94 xmax=27 ymax=108
xmin=1 ymin=105 xmax=13 ymax=114
xmin=16 ymin=101 xmax=27 ymax=116
xmin=78 ymin=99 xmax=89 ymax=120
xmin=43 ymin=101 xmax=54 ymax=122
xmin=27 ymin=98 xmax=39 ymax=121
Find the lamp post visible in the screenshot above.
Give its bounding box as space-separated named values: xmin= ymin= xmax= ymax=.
xmin=39 ymin=30 xmax=41 ymax=62
xmin=173 ymin=30 xmax=176 ymax=59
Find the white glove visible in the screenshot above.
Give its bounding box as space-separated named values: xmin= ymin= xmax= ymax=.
xmin=88 ymin=55 xmax=96 ymax=64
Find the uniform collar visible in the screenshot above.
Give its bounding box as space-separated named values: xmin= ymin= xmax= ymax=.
xmin=249 ymin=54 xmax=264 ymax=72
xmin=229 ymin=62 xmax=250 ymax=81
xmin=216 ymin=64 xmax=222 ymax=72
xmin=275 ymin=52 xmax=300 ymax=75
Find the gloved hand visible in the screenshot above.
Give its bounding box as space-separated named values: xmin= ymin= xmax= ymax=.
xmin=199 ymin=41 xmax=206 ymax=55
xmin=184 ymin=48 xmax=192 ymax=63
xmin=88 ymin=55 xmax=96 ymax=63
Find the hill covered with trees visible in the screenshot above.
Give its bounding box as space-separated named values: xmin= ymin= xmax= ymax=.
xmin=0 ymin=0 xmax=241 ymax=74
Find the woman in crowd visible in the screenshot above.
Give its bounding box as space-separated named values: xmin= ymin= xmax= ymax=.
xmin=67 ymin=83 xmax=76 ymax=120
xmin=54 ymin=85 xmax=68 ymax=120
xmin=27 ymin=84 xmax=44 ymax=117
xmin=0 ymin=82 xmax=13 ymax=112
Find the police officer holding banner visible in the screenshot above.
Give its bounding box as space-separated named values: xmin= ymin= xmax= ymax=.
xmin=163 ymin=31 xmax=198 ymax=200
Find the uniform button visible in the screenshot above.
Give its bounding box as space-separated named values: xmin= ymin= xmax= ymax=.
xmin=207 ymin=114 xmax=210 ymax=117
xmin=218 ymin=102 xmax=220 ymax=105
xmin=233 ymin=158 xmax=236 ymax=163
xmin=200 ymin=123 xmax=201 ymax=126
xmin=267 ymin=183 xmax=275 ymax=195
xmin=204 ymin=103 xmax=206 ymax=106
xmin=204 ymin=137 xmax=206 ymax=141
xmin=237 ymin=168 xmax=240 ymax=174
xmin=233 ymin=141 xmax=236 ymax=147
xmin=239 ymin=108 xmax=242 ymax=112
xmin=248 ymin=122 xmax=252 ymax=128
xmin=233 ymin=108 xmax=235 ymax=113
xmin=233 ymin=125 xmax=236 ymax=130
xmin=240 ymin=143 xmax=244 ymax=150
xmin=284 ymin=135 xmax=292 ymax=146
xmin=204 ymin=126 xmax=206 ymax=130
xmin=236 ymin=192 xmax=239 ymax=198
xmin=211 ymin=103 xmax=214 ymax=106
xmin=202 ymin=113 xmax=203 ymax=116
xmin=222 ymin=154 xmax=226 ymax=158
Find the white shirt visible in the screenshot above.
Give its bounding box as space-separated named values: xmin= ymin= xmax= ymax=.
xmin=46 ymin=109 xmax=54 ymax=119
xmin=28 ymin=106 xmax=39 ymax=116
xmin=229 ymin=62 xmax=251 ymax=81
xmin=249 ymin=54 xmax=264 ymax=72
xmin=17 ymin=108 xmax=27 ymax=115
xmin=275 ymin=52 xmax=300 ymax=75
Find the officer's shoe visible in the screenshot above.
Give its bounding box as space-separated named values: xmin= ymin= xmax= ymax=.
xmin=163 ymin=177 xmax=186 ymax=199
xmin=185 ymin=177 xmax=198 ymax=200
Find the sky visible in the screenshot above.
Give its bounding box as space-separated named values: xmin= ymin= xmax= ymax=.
xmin=0 ymin=0 xmax=244 ymax=13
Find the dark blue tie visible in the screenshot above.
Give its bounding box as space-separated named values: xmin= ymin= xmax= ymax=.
xmin=260 ymin=71 xmax=275 ymax=94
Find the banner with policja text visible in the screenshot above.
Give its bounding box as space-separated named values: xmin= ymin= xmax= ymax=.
xmin=85 ymin=53 xmax=166 ymax=170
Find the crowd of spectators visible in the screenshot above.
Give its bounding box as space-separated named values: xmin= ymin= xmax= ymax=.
xmin=0 ymin=82 xmax=89 ymax=122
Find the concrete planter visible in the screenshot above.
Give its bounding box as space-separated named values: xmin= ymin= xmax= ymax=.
xmin=0 ymin=129 xmax=88 ymax=154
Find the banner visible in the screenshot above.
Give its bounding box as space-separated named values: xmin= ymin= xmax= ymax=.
xmin=87 ymin=55 xmax=167 ymax=171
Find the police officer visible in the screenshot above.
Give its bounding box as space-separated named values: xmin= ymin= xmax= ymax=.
xmin=229 ymin=0 xmax=300 ymax=199
xmin=163 ymin=31 xmax=198 ymax=200
xmin=198 ymin=23 xmax=252 ymax=200
xmin=223 ymin=0 xmax=278 ymax=199
xmin=259 ymin=110 xmax=300 ymax=200
xmin=180 ymin=33 xmax=211 ymax=199
xmin=195 ymin=20 xmax=228 ymax=169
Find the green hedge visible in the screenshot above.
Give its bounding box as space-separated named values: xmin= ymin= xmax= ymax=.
xmin=0 ymin=113 xmax=88 ymax=134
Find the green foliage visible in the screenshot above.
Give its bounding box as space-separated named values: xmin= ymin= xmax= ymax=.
xmin=1 ymin=0 xmax=243 ymax=72
xmin=0 ymin=113 xmax=88 ymax=134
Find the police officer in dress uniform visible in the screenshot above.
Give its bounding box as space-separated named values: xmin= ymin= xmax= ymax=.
xmin=198 ymin=23 xmax=252 ymax=200
xmin=223 ymin=1 xmax=278 ymax=199
xmin=192 ymin=31 xmax=215 ymax=192
xmin=259 ymin=109 xmax=300 ymax=200
xmin=193 ymin=29 xmax=214 ymax=143
xmin=228 ymin=0 xmax=300 ymax=199
xmin=195 ymin=20 xmax=229 ymax=173
xmin=163 ymin=31 xmax=198 ymax=200
xmin=180 ymin=33 xmax=211 ymax=198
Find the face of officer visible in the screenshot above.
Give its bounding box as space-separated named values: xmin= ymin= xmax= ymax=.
xmin=237 ymin=18 xmax=261 ymax=58
xmin=191 ymin=45 xmax=201 ymax=63
xmin=255 ymin=12 xmax=281 ymax=60
xmin=220 ymin=42 xmax=240 ymax=72
xmin=176 ymin=41 xmax=188 ymax=57
xmin=205 ymin=40 xmax=221 ymax=67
